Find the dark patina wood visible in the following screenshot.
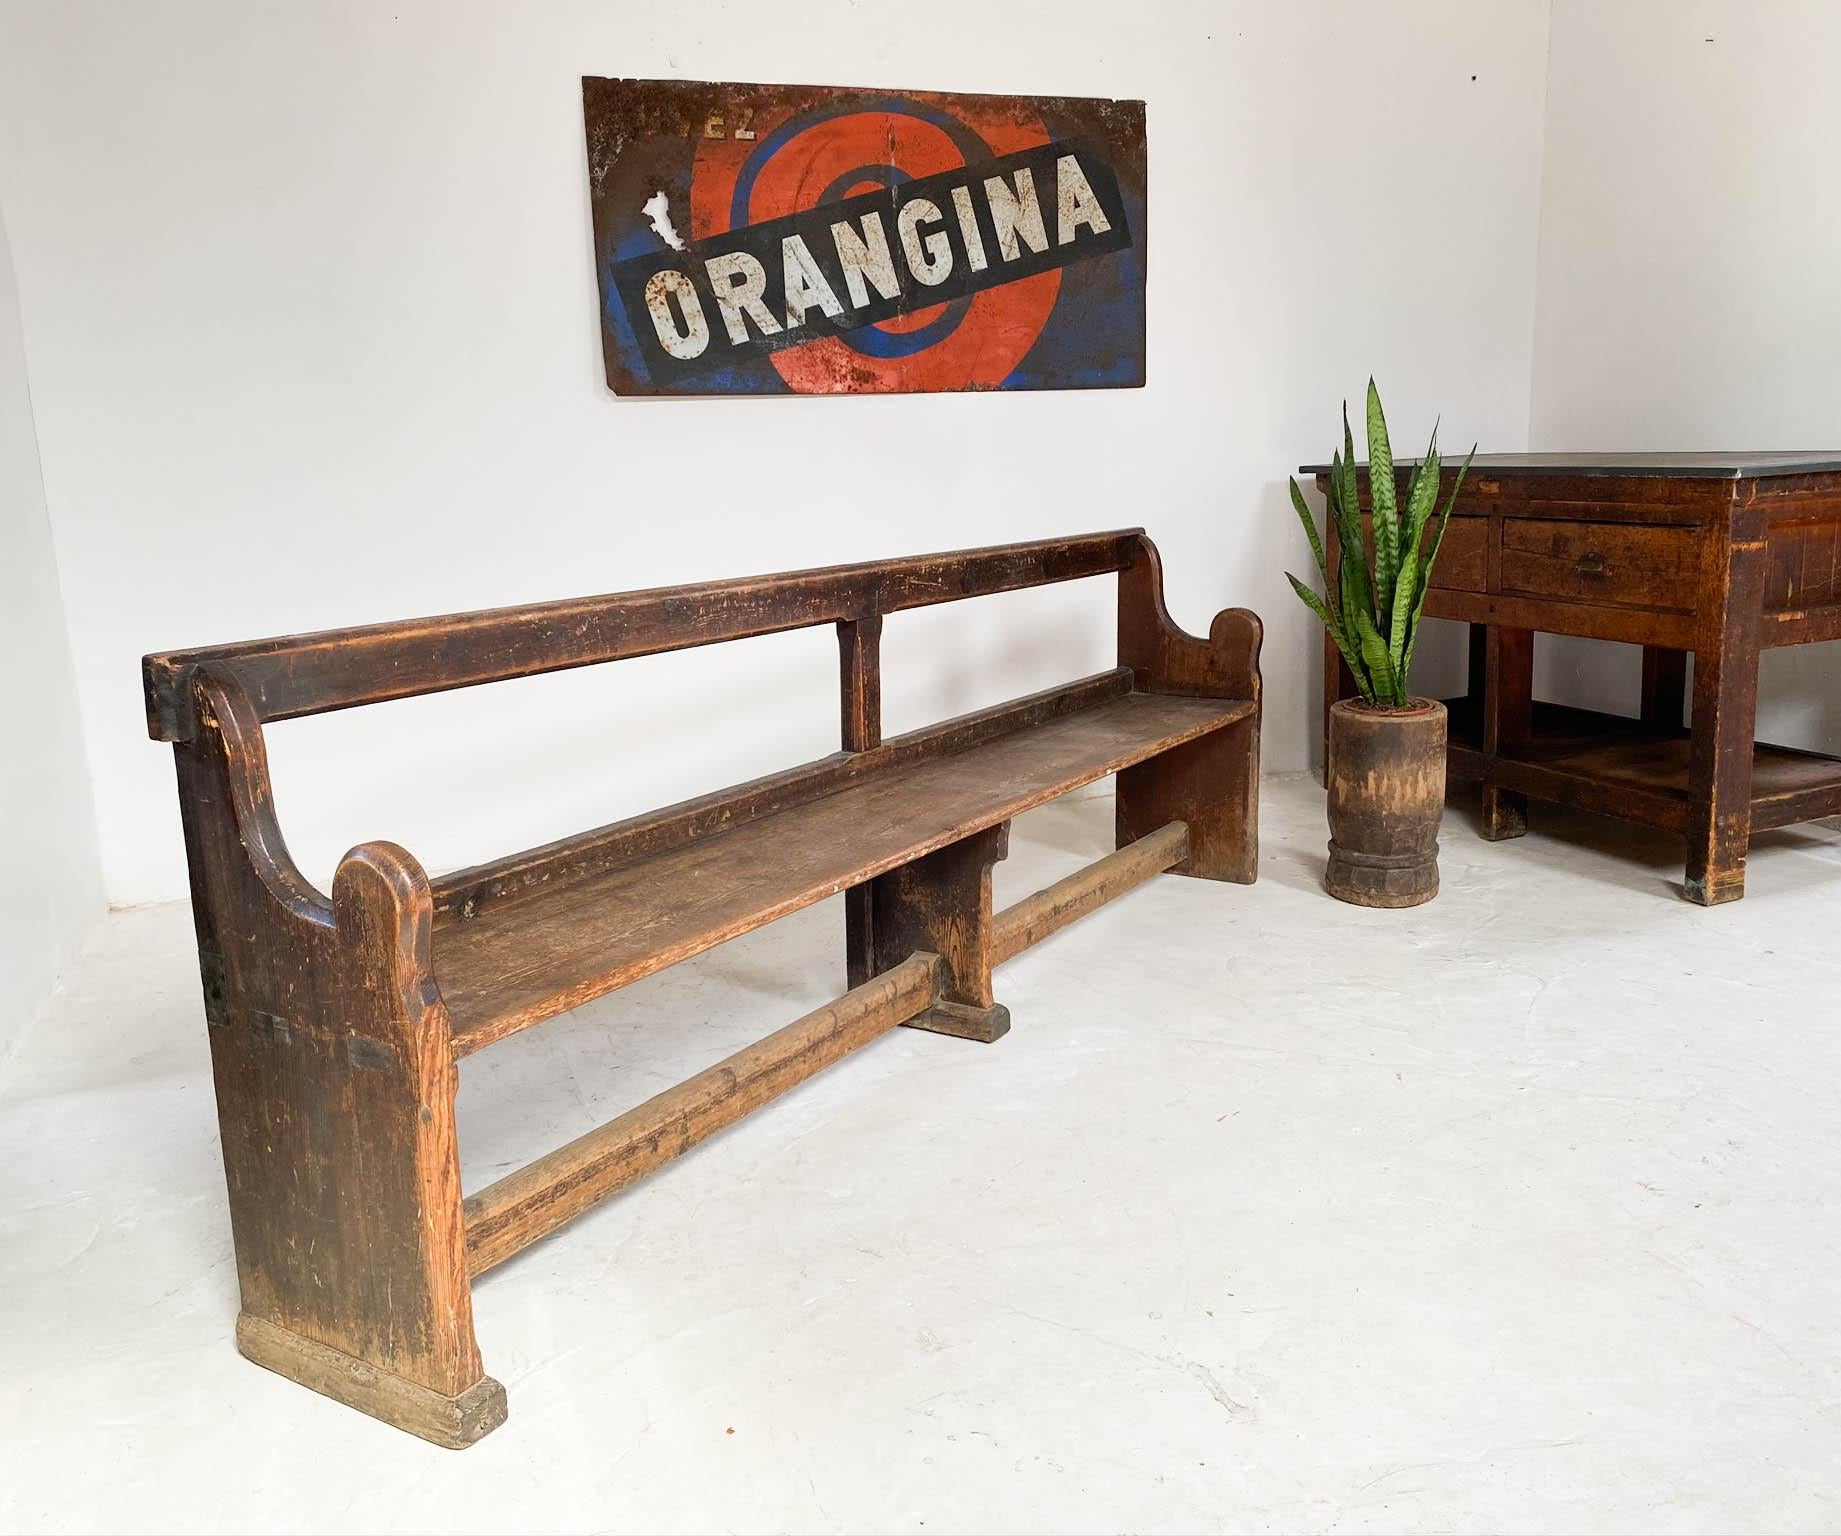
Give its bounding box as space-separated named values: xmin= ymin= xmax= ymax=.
xmin=872 ymin=822 xmax=1013 ymax=1043
xmin=1311 ymin=454 xmax=1841 ymax=904
xmin=143 ymin=532 xmax=1142 ymax=742
xmin=145 ymin=530 xmax=1261 ymax=1445
xmin=1116 ymin=536 xmax=1262 ymax=882
xmin=1324 ymin=698 xmax=1448 ymax=907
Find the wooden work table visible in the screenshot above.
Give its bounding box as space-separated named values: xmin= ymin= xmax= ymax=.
xmin=1305 ymin=452 xmax=1841 ymax=904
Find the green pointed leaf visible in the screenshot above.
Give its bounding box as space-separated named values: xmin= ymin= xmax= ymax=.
xmin=1287 ymin=572 xmax=1372 ymax=702
xmin=1349 ymin=599 xmax=1399 ymax=704
xmin=1400 ymin=444 xmax=1477 ymax=689
xmin=1327 ymin=451 xmax=1373 ymax=618
xmin=1366 ymin=380 xmax=1400 ymax=632
xmin=1342 ymin=402 xmax=1358 ymax=511
xmin=1389 ymin=430 xmax=1441 ymax=673
xmin=1336 ymin=407 xmax=1373 ymax=620
xmin=1330 ymin=456 xmax=1378 ymax=635
xmin=1399 ymin=459 xmax=1426 ymax=565
xmin=1289 ymin=477 xmax=1330 ymax=585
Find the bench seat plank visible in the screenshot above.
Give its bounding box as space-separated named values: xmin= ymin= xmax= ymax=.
xmin=437 ymin=690 xmax=1251 ymax=1056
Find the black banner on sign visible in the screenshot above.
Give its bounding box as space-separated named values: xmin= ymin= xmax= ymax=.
xmin=612 ymin=137 xmax=1132 ymax=386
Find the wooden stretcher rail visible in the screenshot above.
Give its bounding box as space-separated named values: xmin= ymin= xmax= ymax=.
xmin=142 ymin=529 xmax=1143 ymax=741
xmin=990 ymin=819 xmax=1190 ymax=965
xmin=462 ymin=822 xmax=1192 ymax=1276
xmin=464 ymin=954 xmax=944 ymax=1276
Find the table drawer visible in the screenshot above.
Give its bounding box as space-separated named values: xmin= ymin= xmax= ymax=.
xmin=1358 ymin=514 xmax=1488 ymax=593
xmin=1499 ymin=520 xmax=1697 ymax=608
xmin=1426 ymin=515 xmax=1488 ymax=593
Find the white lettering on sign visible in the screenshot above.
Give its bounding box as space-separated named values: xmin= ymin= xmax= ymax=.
xmin=706 ymin=251 xmax=782 ymax=343
xmin=830 ymin=213 xmax=902 ymax=307
xmin=950 ymin=185 xmax=988 ymax=273
xmin=1055 ymin=154 xmax=1111 ymax=243
xmin=782 ymin=234 xmax=846 ymax=327
xmin=643 ymin=270 xmax=709 ymax=359
xmin=626 ymin=143 xmax=1127 ymax=372
xmin=984 ymin=168 xmax=1048 ymax=260
xmin=897 ymin=198 xmax=953 ymax=286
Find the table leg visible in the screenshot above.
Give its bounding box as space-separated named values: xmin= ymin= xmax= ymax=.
xmin=1641 ymin=647 xmax=1689 ymax=730
xmin=1684 ymin=519 xmax=1767 ymax=904
xmin=1467 ymin=623 xmax=1488 ymax=712
xmin=1481 ymin=626 xmax=1533 ymax=840
xmin=1321 ymin=508 xmax=1355 ymax=775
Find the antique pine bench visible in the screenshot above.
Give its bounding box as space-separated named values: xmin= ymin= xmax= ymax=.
xmin=143 ymin=530 xmax=1261 ymax=1447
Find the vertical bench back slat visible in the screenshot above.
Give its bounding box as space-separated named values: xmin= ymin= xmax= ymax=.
xmin=144 ymin=530 xmax=1144 ymax=742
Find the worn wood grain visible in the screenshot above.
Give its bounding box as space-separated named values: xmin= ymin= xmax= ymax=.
xmin=1319 ymin=462 xmax=1841 ymax=901
xmin=432 ymin=669 xmax=1132 ymax=920
xmin=237 ymin=1312 xmax=507 ymax=1450
xmin=464 ymin=954 xmax=943 ymax=1276
xmin=439 ymin=691 xmax=1250 ymax=1055
xmin=873 ymin=824 xmax=1011 ymax=1042
xmin=1326 ymin=699 xmax=1447 ymax=907
xmin=1116 ymin=535 xmax=1261 ymax=881
xmin=174 ymin=673 xmax=497 ymax=1437
xmin=1481 ymin=625 xmax=1533 ymax=841
xmin=1499 ymin=519 xmax=1698 ymax=608
xmin=151 ymin=530 xmax=1264 ymax=1444
xmin=990 ymin=820 xmax=1188 ymax=965
xmin=838 ymin=614 xmax=882 ymax=990
xmin=1444 ymin=698 xmax=1841 ymax=833
xmin=1685 ymin=501 xmax=1770 ymax=903
xmin=1640 ymin=646 xmax=1689 ymax=731
xmin=144 ymin=530 xmax=1142 ymax=742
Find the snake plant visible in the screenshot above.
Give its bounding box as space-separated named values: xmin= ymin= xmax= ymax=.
xmin=1287 ymin=380 xmax=1475 ymax=708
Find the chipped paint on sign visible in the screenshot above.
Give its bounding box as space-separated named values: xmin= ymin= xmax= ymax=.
xmin=584 ymin=78 xmax=1147 ymax=396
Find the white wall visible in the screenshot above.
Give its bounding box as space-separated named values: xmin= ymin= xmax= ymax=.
xmin=0 ymin=0 xmax=1550 ymax=906
xmin=0 ymin=204 xmax=103 ymax=1052
xmin=1530 ymin=0 xmax=1841 ymax=743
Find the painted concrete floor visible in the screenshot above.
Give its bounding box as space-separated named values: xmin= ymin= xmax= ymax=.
xmin=3 ymin=774 xmax=1839 ymax=1535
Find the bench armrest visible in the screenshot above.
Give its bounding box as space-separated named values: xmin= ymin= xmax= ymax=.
xmin=187 ymin=671 xmax=336 ymax=932
xmin=1118 ymin=533 xmax=1262 ymax=701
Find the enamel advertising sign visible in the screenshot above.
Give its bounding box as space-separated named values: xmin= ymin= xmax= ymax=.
xmin=584 ymin=78 xmax=1147 ymax=395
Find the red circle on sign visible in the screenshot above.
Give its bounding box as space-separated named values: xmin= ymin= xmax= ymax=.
xmin=689 ymin=97 xmax=1060 ymax=393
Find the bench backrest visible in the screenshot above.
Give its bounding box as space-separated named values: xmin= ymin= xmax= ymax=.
xmin=143 ymin=529 xmax=1144 ymax=743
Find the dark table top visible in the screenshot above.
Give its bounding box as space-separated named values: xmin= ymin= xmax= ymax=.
xmin=1298 ymin=451 xmax=1841 ymax=481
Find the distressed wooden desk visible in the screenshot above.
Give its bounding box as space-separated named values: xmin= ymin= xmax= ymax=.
xmin=1306 ymin=453 xmax=1841 ymax=904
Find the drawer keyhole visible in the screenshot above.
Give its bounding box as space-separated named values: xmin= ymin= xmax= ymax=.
xmin=1574 ymin=552 xmax=1608 ymax=577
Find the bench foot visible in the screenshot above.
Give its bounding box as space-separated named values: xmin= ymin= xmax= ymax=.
xmin=874 ymin=823 xmax=1010 ymax=1037
xmin=907 ymin=999 xmax=1011 ymax=1043
xmin=236 ymin=1313 xmax=508 ymax=1449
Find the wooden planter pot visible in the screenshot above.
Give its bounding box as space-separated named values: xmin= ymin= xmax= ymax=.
xmin=1325 ymin=697 xmax=1447 ymax=908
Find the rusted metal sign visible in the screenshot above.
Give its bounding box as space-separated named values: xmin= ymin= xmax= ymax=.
xmin=584 ymin=78 xmax=1146 ymax=396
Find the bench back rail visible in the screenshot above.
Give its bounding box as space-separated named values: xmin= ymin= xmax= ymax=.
xmin=144 ymin=529 xmax=1145 ymax=743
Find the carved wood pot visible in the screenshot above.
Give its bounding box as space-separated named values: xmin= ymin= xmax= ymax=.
xmin=1325 ymin=697 xmax=1447 ymax=908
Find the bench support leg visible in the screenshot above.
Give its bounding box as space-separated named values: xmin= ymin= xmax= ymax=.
xmin=1116 ymin=535 xmax=1262 ymax=882
xmin=872 ymin=822 xmax=1011 ymax=1043
xmin=177 ymin=678 xmax=503 ymax=1448
xmin=215 ymin=847 xmax=504 ymax=1448
xmin=845 ymin=884 xmax=876 ymax=989
xmin=837 ymin=615 xmax=883 ymax=988
xmin=1116 ymin=711 xmax=1259 ymax=882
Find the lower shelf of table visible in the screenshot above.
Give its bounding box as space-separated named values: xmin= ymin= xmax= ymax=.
xmin=1441 ymin=697 xmax=1841 ymax=833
